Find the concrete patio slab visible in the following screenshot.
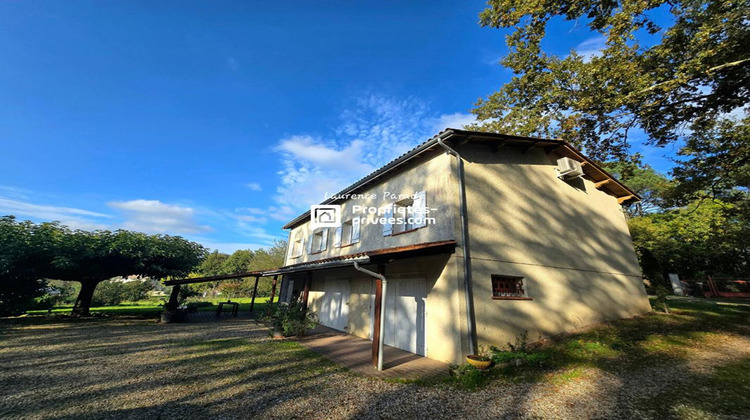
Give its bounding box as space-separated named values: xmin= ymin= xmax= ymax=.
xmin=295 ymin=325 xmax=450 ymax=381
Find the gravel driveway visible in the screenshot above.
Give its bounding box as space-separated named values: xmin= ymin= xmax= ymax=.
xmin=1 ymin=316 xmax=748 ymax=419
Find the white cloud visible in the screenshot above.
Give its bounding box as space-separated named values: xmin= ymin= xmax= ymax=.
xmin=245 ymin=182 xmax=262 ymax=191
xmin=0 ymin=185 xmax=32 ymax=200
xmin=272 ymin=95 xmax=474 ymax=214
xmin=276 ymin=136 xmax=374 ymax=175
xmin=430 ymin=112 xmax=477 ymax=133
xmin=226 ymin=56 xmax=238 ymax=71
xmin=108 ymin=199 xmax=213 ymax=234
xmin=0 ymin=195 xmax=113 ymax=230
xmin=574 ymin=36 xmax=606 ymax=62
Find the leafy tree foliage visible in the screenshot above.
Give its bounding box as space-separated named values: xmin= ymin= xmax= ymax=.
xmin=671 ymin=117 xmax=750 ymax=206
xmin=629 ymin=200 xmax=750 ymax=284
xmin=1 ymin=217 xmax=59 ymax=315
xmin=473 ymin=0 xmax=749 ymax=161
xmin=90 ymin=280 xmax=153 ymax=307
xmin=602 ymin=158 xmax=673 ymax=216
xmin=0 ymin=216 xmax=207 ymax=315
xmin=188 ymin=241 xmax=287 ymax=298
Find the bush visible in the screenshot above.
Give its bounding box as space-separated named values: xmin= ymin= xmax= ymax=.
xmin=121 ymin=281 xmax=153 ymax=302
xmin=262 ymin=302 xmax=318 ymax=337
xmin=449 ymin=363 xmax=489 ymax=389
xmin=91 ymin=281 xmax=126 ymax=307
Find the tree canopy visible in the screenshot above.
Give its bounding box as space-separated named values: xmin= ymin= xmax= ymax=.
xmin=473 ymin=0 xmax=749 ymax=161
xmin=0 ymin=216 xmax=207 ymax=315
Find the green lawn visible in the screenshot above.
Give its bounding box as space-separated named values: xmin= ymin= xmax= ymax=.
xmin=25 ymin=296 xmax=272 ymax=317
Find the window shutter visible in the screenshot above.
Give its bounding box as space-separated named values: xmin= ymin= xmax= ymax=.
xmin=351 ymin=218 xmax=361 ymax=243
xmin=382 ymin=204 xmax=393 ymax=236
xmin=413 ymin=190 xmax=427 ymax=228
xmin=333 ymin=225 xmax=342 ymax=248
xmin=320 ymin=228 xmax=328 ymax=251
xmin=295 ymin=239 xmax=303 ymax=257
xmin=306 ymin=234 xmax=313 ymax=254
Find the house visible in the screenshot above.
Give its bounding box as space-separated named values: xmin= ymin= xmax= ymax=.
xmin=267 ymin=128 xmax=650 ymax=369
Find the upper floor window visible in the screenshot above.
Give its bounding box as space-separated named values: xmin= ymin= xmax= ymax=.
xmin=291 ymin=236 xmax=304 ymax=258
xmin=334 ymin=218 xmax=360 ymax=248
xmin=383 ymin=191 xmax=427 ymax=236
xmin=307 ymin=228 xmax=328 ymax=254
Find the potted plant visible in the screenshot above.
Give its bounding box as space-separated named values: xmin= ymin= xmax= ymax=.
xmin=466 ymin=344 xmax=492 ymax=370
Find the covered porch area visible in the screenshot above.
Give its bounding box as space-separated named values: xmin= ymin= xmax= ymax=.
xmin=296 ymin=325 xmax=449 ymax=380
xmin=265 ymin=240 xmax=459 ymax=371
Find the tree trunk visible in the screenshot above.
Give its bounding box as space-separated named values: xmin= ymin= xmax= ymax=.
xmin=72 ymin=280 xmax=101 ymax=316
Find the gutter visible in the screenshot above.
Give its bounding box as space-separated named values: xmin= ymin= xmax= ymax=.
xmin=436 ymin=136 xmax=477 ymax=356
xmin=353 ymin=261 xmax=387 ymax=371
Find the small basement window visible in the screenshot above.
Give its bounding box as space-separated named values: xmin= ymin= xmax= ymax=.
xmin=491 ymin=275 xmax=531 ymax=300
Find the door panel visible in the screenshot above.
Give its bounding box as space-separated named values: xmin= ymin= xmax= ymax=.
xmin=318 ymin=279 xmax=350 ymax=332
xmin=384 ymin=278 xmax=426 ymax=355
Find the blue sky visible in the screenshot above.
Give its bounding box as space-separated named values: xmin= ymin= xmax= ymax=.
xmin=0 ymin=1 xmax=678 ymax=252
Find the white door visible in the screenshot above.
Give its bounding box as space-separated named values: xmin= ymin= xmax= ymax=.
xmin=384 ymin=278 xmax=426 ymax=355
xmin=318 ymin=278 xmax=350 ymax=332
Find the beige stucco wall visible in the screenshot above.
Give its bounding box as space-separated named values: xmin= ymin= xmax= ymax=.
xmin=459 ymin=141 xmax=651 ymax=348
xmin=300 ymin=254 xmax=466 ymax=364
xmin=281 ymin=139 xmax=649 ymax=365
xmin=285 ymin=152 xmax=456 ymax=265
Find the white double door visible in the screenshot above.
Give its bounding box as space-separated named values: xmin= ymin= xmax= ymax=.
xmin=383 ymin=277 xmax=426 ymax=356
xmin=318 ymin=278 xmax=350 ymax=332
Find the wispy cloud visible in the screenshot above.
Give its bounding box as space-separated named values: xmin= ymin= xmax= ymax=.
xmin=108 ymin=199 xmax=213 ymax=234
xmin=0 ymin=195 xmax=112 ymax=230
xmin=245 ymin=182 xmax=262 ymax=191
xmin=226 ymin=56 xmax=238 ymax=71
xmin=573 ymin=36 xmax=606 ymax=62
xmin=273 ymin=95 xmax=471 ymax=212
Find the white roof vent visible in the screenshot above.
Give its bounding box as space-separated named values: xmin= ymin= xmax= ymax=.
xmin=556 ymin=157 xmax=584 ymax=180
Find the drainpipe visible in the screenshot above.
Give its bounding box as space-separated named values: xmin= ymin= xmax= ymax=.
xmin=353 ymin=261 xmax=387 ymax=371
xmin=436 ymin=137 xmax=477 ymax=356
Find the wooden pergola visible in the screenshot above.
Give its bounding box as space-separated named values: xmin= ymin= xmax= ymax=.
xmin=163 ymin=271 xmax=280 ymax=313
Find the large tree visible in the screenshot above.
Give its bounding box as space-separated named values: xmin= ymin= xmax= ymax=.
xmin=0 ymin=217 xmax=207 ymax=315
xmin=473 ymin=0 xmax=749 ymax=162
xmin=0 ymin=217 xmax=58 ymax=315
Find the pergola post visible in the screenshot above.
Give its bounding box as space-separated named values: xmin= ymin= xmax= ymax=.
xmin=372 ymin=264 xmax=385 ymax=367
xmin=302 ymin=271 xmax=311 ymax=310
xmin=269 ymin=275 xmax=278 ymax=304
xmin=249 ymin=275 xmax=260 ymax=312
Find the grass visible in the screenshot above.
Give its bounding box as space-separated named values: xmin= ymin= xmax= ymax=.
xmin=25 ymin=296 xmax=272 ymax=317
xmin=452 ymin=298 xmax=750 ymax=398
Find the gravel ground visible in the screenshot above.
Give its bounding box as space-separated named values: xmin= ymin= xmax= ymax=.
xmin=1 ymin=316 xmax=748 ymax=420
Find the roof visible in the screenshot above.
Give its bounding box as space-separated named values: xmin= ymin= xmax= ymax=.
xmin=282 ymin=128 xmax=640 ymax=229
xmin=262 ymin=240 xmax=457 ymax=276
xmin=165 ymin=240 xmax=458 ymax=284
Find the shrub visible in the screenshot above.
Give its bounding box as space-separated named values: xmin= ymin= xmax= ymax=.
xmin=91 ymin=281 xmax=126 ymax=306
xmin=262 ymin=302 xmax=318 ymax=337
xmin=449 ymin=363 xmax=489 ymax=389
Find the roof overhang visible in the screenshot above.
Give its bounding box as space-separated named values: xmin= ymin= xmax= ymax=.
xmin=263 ymin=240 xmax=457 ymax=276
xmin=282 ymin=128 xmax=640 ymax=230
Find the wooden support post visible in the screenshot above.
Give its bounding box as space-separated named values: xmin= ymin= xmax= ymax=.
xmin=269 ymin=275 xmax=278 ymax=304
xmin=249 ymin=276 xmax=260 ymax=312
xmin=372 ymin=264 xmax=385 ymax=367
xmin=302 ymin=271 xmax=312 ymax=310
xmin=167 ymin=284 xmax=181 ymax=311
